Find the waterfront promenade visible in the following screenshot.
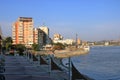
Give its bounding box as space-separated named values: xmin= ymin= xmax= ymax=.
xmin=1 ymin=55 xmax=69 ymax=80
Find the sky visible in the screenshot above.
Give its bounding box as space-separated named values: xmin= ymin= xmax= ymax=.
xmin=0 ymin=0 xmax=120 ymax=41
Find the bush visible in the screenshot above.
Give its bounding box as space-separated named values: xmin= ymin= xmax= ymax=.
xmin=32 ymin=44 xmax=39 ymax=51
xmin=53 ymin=43 xmax=65 ymax=50
xmin=15 ymin=44 xmax=26 ymax=55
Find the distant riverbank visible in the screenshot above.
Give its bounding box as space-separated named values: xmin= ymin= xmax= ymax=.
xmin=30 ymin=48 xmax=89 ymax=58
xmin=91 ymin=45 xmax=120 ymax=47
xmin=54 ymin=50 xmax=89 ymax=58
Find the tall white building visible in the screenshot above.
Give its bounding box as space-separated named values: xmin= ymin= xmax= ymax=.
xmin=39 ymin=26 xmax=49 ymax=36
xmin=39 ymin=26 xmax=50 ymax=44
xmin=53 ymin=33 xmax=75 ymax=45
xmin=53 ymin=39 xmax=75 ymax=45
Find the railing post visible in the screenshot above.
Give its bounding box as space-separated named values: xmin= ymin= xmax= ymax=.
xmin=49 ymin=54 xmax=51 ymax=76
xmin=69 ymin=57 xmax=72 ymax=80
xmin=31 ymin=53 xmax=33 ymax=62
xmin=27 ymin=51 xmax=30 ymax=60
xmin=38 ymin=54 xmax=40 ymax=65
xmin=30 ymin=52 xmax=33 ymax=63
xmin=28 ymin=51 xmax=31 ymax=61
xmin=25 ymin=51 xmax=27 ymax=58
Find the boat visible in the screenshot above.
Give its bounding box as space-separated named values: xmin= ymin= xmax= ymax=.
xmin=78 ymin=45 xmax=90 ymax=52
xmin=82 ymin=46 xmax=90 ymax=52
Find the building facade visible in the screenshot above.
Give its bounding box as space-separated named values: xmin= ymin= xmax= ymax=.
xmin=53 ymin=39 xmax=75 ymax=45
xmin=39 ymin=26 xmax=49 ymax=35
xmin=53 ymin=33 xmax=63 ymax=40
xmin=33 ymin=28 xmax=38 ymax=44
xmin=39 ymin=26 xmax=50 ymax=44
xmin=33 ymin=27 xmax=50 ymax=49
xmin=77 ymin=38 xmax=81 ymax=45
xmin=53 ymin=33 xmax=74 ymax=45
xmin=38 ymin=28 xmax=45 ymax=48
xmin=12 ymin=17 xmax=33 ymax=47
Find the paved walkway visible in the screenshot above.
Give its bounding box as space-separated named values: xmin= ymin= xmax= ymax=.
xmin=1 ymin=55 xmax=68 ymax=80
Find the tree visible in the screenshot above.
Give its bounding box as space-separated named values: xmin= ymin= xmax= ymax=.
xmin=53 ymin=43 xmax=65 ymax=50
xmin=32 ymin=43 xmax=39 ymax=51
xmin=5 ymin=37 xmax=13 ymax=43
xmin=2 ymin=37 xmax=13 ymax=51
xmin=16 ymin=44 xmax=26 ymax=55
xmin=6 ymin=43 xmax=12 ymax=51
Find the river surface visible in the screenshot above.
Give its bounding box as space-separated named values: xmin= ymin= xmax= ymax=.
xmin=63 ymin=46 xmax=120 ymax=80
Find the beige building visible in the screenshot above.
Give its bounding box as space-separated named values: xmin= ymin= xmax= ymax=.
xmin=39 ymin=26 xmax=49 ymax=36
xmin=53 ymin=39 xmax=74 ymax=45
xmin=77 ymin=38 xmax=81 ymax=45
xmin=53 ymin=33 xmax=74 ymax=45
xmin=53 ymin=33 xmax=63 ymax=40
xmin=12 ymin=17 xmax=33 ymax=47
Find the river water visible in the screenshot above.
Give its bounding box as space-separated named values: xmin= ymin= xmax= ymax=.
xmin=71 ymin=46 xmax=120 ymax=80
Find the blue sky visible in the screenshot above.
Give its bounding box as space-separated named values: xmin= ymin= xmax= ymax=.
xmin=0 ymin=0 xmax=120 ymax=41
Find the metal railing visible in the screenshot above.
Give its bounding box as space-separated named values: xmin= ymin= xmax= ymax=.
xmin=0 ymin=53 xmax=5 ymax=80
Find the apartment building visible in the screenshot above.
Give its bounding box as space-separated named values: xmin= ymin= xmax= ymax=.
xmin=33 ymin=28 xmax=38 ymax=44
xmin=39 ymin=26 xmax=49 ymax=36
xmin=39 ymin=26 xmax=50 ymax=44
xmin=12 ymin=17 xmax=33 ymax=47
xmin=53 ymin=33 xmax=63 ymax=40
xmin=38 ymin=28 xmax=45 ymax=47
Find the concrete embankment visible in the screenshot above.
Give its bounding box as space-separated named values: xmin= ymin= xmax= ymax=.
xmin=3 ymin=55 xmax=70 ymax=80
xmin=54 ymin=50 xmax=89 ymax=58
xmin=28 ymin=49 xmax=90 ymax=80
xmin=30 ymin=48 xmax=89 ymax=58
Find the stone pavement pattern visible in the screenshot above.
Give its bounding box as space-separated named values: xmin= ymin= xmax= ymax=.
xmin=1 ymin=56 xmax=63 ymax=80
